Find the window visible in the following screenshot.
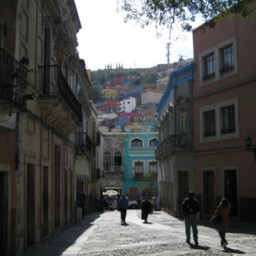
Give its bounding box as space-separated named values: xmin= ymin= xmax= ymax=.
xmin=203 ymin=110 xmax=216 ymax=137
xmin=103 ymin=151 xmax=111 ymax=170
xmin=148 ymin=161 xmax=157 ymax=173
xmin=200 ymin=38 xmax=236 ymax=85
xmin=131 ymin=138 xmax=143 ymax=147
xmin=200 ymin=98 xmax=238 ymax=141
xmin=220 ymin=105 xmax=235 ymax=134
xmin=134 ymin=161 xmax=143 ymax=172
xmin=203 ymin=53 xmax=215 ymax=81
xmin=133 ymin=161 xmax=144 ymax=178
xmin=220 ymin=44 xmax=234 ymax=74
xmin=149 ymin=138 xmax=157 ymax=146
xmin=179 ymin=108 xmax=187 ymax=133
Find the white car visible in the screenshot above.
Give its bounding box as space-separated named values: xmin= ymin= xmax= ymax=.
xmin=127 ymin=199 xmax=138 ymax=209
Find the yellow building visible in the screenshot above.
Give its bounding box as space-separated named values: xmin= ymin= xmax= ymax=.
xmin=102 ymin=88 xmax=118 ymax=99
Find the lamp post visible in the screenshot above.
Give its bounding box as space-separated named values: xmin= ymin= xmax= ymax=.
xmin=244 ymin=136 xmax=256 ymax=161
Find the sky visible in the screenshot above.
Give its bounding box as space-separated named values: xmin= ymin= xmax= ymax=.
xmin=74 ymin=0 xmax=203 ymax=71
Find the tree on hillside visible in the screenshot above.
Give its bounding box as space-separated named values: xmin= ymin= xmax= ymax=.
xmin=116 ymin=0 xmax=256 ymax=31
xmin=141 ymin=73 xmax=158 ymax=84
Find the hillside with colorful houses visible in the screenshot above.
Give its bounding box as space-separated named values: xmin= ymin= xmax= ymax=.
xmin=90 ymin=62 xmax=184 ymax=132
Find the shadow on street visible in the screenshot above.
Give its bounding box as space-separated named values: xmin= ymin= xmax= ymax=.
xmin=24 ymin=212 xmax=103 ymax=256
xmin=197 ymin=219 xmax=256 ymax=236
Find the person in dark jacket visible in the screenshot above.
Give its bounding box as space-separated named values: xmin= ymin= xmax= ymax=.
xmin=118 ymin=195 xmax=129 ymax=225
xmin=181 ymin=191 xmax=200 ymax=247
xmin=141 ymin=194 xmax=152 ymax=223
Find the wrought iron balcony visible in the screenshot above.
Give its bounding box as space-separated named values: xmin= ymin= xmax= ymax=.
xmin=155 ymin=133 xmax=188 ymax=157
xmin=202 ymin=72 xmax=215 ymax=82
xmin=133 ymin=172 xmax=144 ymax=179
xmin=0 ymin=48 xmax=27 ymax=110
xmin=39 ymin=65 xmax=82 ymax=122
xmin=103 ymin=165 xmax=124 ymax=173
xmin=132 ymin=171 xmax=157 ymax=180
xmin=75 ymin=132 xmax=92 ymax=155
xmin=219 ymin=64 xmax=234 ymax=75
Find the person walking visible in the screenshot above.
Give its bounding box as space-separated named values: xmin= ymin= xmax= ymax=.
xmin=181 ymin=191 xmax=200 ymax=247
xmin=118 ymin=195 xmax=129 ymax=225
xmin=141 ymin=194 xmax=152 ymax=223
xmin=212 ymin=198 xmax=230 ymax=249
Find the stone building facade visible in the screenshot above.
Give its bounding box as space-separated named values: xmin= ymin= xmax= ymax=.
xmin=0 ymin=0 xmax=96 ymax=255
xmin=97 ymin=127 xmax=125 ymax=195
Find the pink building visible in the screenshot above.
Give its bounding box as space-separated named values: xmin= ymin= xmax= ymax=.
xmin=193 ymin=11 xmax=256 ymax=221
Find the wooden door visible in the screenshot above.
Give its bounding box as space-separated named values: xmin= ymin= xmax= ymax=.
xmin=203 ymin=170 xmax=215 ymax=214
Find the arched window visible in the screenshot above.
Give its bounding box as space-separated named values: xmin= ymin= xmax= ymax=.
xmin=149 ymin=138 xmax=158 ymax=146
xmin=131 ymin=138 xmax=143 ymax=147
xmin=103 ymin=151 xmax=111 ymax=170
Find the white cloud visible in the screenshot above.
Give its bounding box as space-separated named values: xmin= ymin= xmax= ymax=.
xmin=75 ymin=0 xmax=199 ymax=70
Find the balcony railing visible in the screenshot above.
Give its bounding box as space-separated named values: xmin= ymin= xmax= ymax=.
xmin=103 ymin=165 xmax=124 ymax=173
xmin=133 ymin=172 xmax=144 ymax=179
xmin=155 ymin=133 xmax=188 ymax=157
xmin=202 ymin=72 xmax=215 ymax=82
xmin=219 ymin=64 xmax=234 ymax=74
xmin=0 ymin=48 xmax=27 ymax=109
xmin=39 ymin=65 xmax=82 ymax=122
xmin=133 ymin=171 xmax=157 ymax=180
xmin=75 ymin=132 xmax=92 ymax=155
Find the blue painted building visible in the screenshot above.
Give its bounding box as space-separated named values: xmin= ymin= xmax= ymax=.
xmin=155 ymin=62 xmax=194 ymax=216
xmin=123 ymin=132 xmax=158 ymax=200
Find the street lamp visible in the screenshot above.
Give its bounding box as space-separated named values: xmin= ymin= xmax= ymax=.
xmin=244 ymin=136 xmax=256 ymax=161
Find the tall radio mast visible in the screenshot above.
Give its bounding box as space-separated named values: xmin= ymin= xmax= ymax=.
xmin=166 ymin=42 xmax=171 ymax=64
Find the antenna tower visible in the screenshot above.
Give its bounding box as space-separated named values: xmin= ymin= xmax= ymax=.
xmin=166 ymin=43 xmax=171 ymax=64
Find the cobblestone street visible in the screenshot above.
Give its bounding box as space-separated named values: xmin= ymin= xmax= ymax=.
xmin=24 ymin=210 xmax=256 ymax=256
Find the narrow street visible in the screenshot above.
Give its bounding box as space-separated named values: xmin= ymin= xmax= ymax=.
xmin=24 ymin=210 xmax=256 ymax=256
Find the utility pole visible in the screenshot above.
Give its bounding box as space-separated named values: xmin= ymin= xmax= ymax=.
xmin=166 ymin=42 xmax=171 ymax=64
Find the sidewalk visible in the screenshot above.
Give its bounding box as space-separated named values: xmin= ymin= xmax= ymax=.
xmin=23 ymin=210 xmax=256 ymax=256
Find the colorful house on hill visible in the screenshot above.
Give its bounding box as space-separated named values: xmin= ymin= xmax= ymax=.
xmin=111 ymin=76 xmax=126 ymax=85
xmin=120 ymin=97 xmax=136 ymax=113
xmin=123 ymin=133 xmax=158 ymax=200
xmin=101 ymin=100 xmax=120 ymax=113
xmin=115 ymin=112 xmax=143 ymax=130
xmin=122 ymin=80 xmax=132 ymax=86
xmin=102 ymin=88 xmax=118 ymax=100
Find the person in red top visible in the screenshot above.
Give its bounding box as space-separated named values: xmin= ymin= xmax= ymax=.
xmin=213 ymin=198 xmax=231 ymax=249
